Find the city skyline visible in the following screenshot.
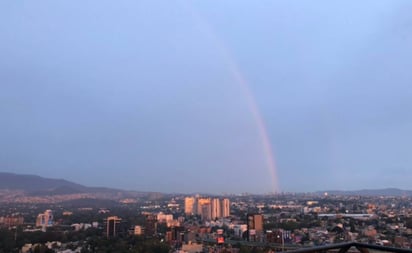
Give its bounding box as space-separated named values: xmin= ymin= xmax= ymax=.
xmin=1 ymin=1 xmax=412 ymax=193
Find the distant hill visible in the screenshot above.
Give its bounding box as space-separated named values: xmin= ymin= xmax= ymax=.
xmin=318 ymin=188 xmax=412 ymax=197
xmin=0 ymin=172 xmax=89 ymax=194
xmin=2 ymin=172 xmax=410 ymax=198
xmin=0 ymin=172 xmax=158 ymax=202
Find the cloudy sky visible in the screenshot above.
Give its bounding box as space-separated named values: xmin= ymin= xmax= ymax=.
xmin=1 ymin=1 xmax=412 ymax=193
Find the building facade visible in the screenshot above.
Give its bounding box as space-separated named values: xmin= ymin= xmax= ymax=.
xmin=36 ymin=210 xmax=53 ymax=228
xmin=106 ymin=216 xmax=121 ymax=238
xmin=247 ymin=214 xmax=264 ymax=242
xmin=184 ymin=197 xmax=195 ymax=215
xmin=221 ymin=198 xmax=230 ymax=217
xmin=211 ymin=198 xmax=221 ymax=220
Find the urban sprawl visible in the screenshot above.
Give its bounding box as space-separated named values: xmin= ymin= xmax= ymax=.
xmin=0 ymin=193 xmax=411 ymax=253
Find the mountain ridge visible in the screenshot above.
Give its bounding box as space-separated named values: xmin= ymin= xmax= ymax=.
xmin=1 ymin=172 xmax=411 ymax=196
xmin=0 ymin=172 xmax=146 ymax=196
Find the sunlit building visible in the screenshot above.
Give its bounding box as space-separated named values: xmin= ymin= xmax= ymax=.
xmin=186 ymin=197 xmax=230 ymax=220
xmin=184 ymin=197 xmax=196 ymax=215
xmin=221 ymin=198 xmax=230 ymax=217
xmin=197 ymin=198 xmax=211 ymax=215
xmin=197 ymin=197 xmax=212 ymax=220
xmin=247 ymin=214 xmax=263 ymax=242
xmin=36 ymin=210 xmax=53 ymax=228
xmin=211 ymin=198 xmax=221 ymax=220
xmin=157 ymin=212 xmax=173 ymax=223
xmin=201 ymin=203 xmax=212 ymax=221
xmin=106 ymin=216 xmax=121 ymax=238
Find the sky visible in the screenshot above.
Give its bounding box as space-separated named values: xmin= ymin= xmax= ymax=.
xmin=1 ymin=1 xmax=412 ymax=194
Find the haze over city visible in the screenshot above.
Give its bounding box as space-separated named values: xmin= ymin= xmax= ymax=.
xmin=1 ymin=1 xmax=412 ymax=194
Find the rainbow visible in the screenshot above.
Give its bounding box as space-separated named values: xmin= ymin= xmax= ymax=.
xmin=230 ymin=66 xmax=281 ymax=193
xmin=184 ymin=3 xmax=280 ymax=193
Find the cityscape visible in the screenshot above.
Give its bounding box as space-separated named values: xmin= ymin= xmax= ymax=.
xmin=2 ymin=1 xmax=412 ymax=253
xmin=0 ymin=173 xmax=411 ymax=252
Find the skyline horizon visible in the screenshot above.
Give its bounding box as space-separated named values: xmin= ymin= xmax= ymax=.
xmin=1 ymin=171 xmax=411 ymax=195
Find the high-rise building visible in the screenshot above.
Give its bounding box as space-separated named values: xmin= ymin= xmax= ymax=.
xmin=144 ymin=213 xmax=157 ymax=237
xmin=165 ymin=226 xmax=185 ymax=243
xmin=221 ymin=198 xmax=230 ymax=217
xmin=247 ymin=214 xmax=264 ymax=241
xmin=211 ymin=198 xmax=221 ymax=220
xmin=186 ymin=197 xmax=230 ymax=220
xmin=197 ymin=198 xmax=211 ymax=220
xmin=36 ymin=210 xmax=53 ymax=228
xmin=184 ymin=197 xmax=195 ymax=215
xmin=201 ymin=203 xmax=212 ymax=221
xmin=106 ymin=216 xmax=121 ymax=238
xmin=197 ymin=198 xmax=210 ymax=215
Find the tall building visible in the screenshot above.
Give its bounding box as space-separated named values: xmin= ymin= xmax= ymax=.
xmin=106 ymin=216 xmax=121 ymax=238
xmin=201 ymin=203 xmax=212 ymax=221
xmin=247 ymin=214 xmax=264 ymax=241
xmin=144 ymin=213 xmax=157 ymax=237
xmin=36 ymin=210 xmax=53 ymax=228
xmin=197 ymin=198 xmax=211 ymax=220
xmin=165 ymin=226 xmax=185 ymax=243
xmin=187 ymin=197 xmax=230 ymax=220
xmin=211 ymin=198 xmax=221 ymax=220
xmin=184 ymin=197 xmax=195 ymax=215
xmin=221 ymin=198 xmax=230 ymax=217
